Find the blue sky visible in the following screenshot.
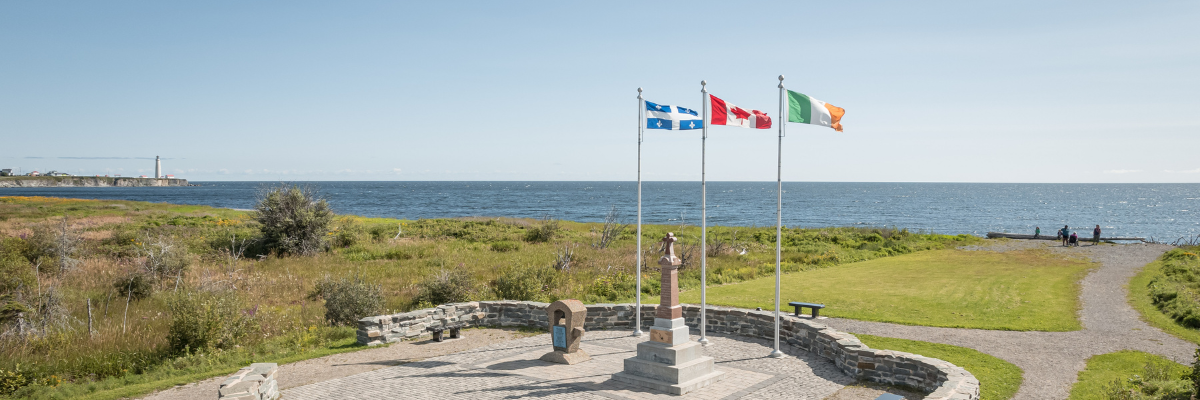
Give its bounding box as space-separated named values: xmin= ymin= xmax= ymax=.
xmin=2 ymin=1 xmax=1197 ymax=182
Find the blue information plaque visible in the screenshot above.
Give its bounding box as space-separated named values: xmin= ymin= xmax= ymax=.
xmin=552 ymin=326 xmax=566 ymax=348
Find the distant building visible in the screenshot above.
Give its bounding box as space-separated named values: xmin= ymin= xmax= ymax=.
xmin=45 ymin=171 xmax=71 ymax=177
xmin=165 ymin=174 xmax=175 ymax=178
xmin=139 ymin=175 xmax=148 ymax=178
xmin=29 ymin=171 xmax=40 ymax=177
xmin=0 ymin=169 xmax=11 ymax=176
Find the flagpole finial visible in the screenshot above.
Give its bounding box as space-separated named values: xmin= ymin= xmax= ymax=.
xmin=778 ymin=75 xmax=784 ymax=88
xmin=701 ymin=80 xmax=706 ymax=93
xmin=637 ymin=87 xmax=643 ymax=99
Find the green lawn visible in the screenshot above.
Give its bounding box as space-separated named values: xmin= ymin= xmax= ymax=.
xmin=856 ymin=334 xmax=1021 ymax=400
xmin=679 ymin=249 xmax=1094 ymax=331
xmin=1067 ymin=350 xmax=1192 ymax=399
xmin=1129 ymin=260 xmax=1200 ymax=345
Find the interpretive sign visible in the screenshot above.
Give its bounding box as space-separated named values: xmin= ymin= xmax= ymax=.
xmin=553 ymin=326 xmax=566 ymax=348
xmin=540 ymin=299 xmax=590 ymax=365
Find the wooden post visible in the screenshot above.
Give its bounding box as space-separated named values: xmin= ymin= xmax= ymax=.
xmin=122 ymin=284 xmax=132 ymax=334
xmin=104 ymin=290 xmax=112 ymax=318
xmin=87 ymin=298 xmax=94 ymax=339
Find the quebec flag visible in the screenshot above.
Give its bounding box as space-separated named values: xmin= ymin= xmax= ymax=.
xmin=646 ymin=101 xmax=704 ymax=130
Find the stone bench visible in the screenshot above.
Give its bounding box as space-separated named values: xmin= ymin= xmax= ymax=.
xmin=788 ymin=302 xmax=826 ymax=318
xmin=427 ymin=323 xmax=463 ymax=342
xmin=218 ymin=363 xmax=279 ymax=400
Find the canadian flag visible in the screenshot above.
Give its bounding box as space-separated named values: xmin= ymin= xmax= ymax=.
xmin=709 ymin=94 xmax=771 ymax=129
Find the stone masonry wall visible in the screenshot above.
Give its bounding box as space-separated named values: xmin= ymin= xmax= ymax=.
xmin=357 ymin=301 xmax=979 ymax=400
xmin=218 ymin=363 xmax=279 ymax=400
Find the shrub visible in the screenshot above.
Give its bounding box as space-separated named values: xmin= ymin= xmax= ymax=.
xmin=112 ymin=272 xmax=154 ymax=302
xmin=0 ymin=368 xmax=29 ymax=396
xmin=525 ymin=217 xmax=562 ymax=243
xmin=166 ymin=291 xmax=256 ymax=354
xmin=492 ymin=265 xmax=561 ymax=301
xmin=414 ymin=268 xmax=474 ymax=306
xmin=368 ymin=224 xmax=397 ymax=242
xmin=586 ymin=271 xmax=634 ymax=302
xmin=134 ymin=235 xmax=192 ymax=286
xmin=1191 ymin=348 xmax=1200 ymax=397
xmin=306 ymin=275 xmax=383 ymax=326
xmin=20 ymin=219 xmax=79 ymax=274
xmin=254 ymin=185 xmax=334 ymax=256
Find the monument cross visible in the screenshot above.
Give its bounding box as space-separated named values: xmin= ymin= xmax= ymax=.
xmin=613 ymin=233 xmax=724 ymax=394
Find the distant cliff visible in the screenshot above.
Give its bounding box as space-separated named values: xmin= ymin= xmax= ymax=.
xmin=0 ymin=176 xmax=190 ymax=188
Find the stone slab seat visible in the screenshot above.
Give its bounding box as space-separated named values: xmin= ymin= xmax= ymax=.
xmin=788 ymin=301 xmax=826 ymax=318
xmin=426 ymin=323 xmax=464 ymax=342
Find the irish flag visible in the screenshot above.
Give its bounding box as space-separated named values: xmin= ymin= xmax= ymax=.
xmin=709 ymin=94 xmax=771 ymax=129
xmin=787 ymin=90 xmax=845 ymax=132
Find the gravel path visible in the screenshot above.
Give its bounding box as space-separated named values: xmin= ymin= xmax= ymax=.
xmin=822 ymin=241 xmax=1196 ymax=400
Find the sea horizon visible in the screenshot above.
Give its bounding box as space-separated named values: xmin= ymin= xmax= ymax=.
xmin=3 ymin=181 xmax=1197 ymax=241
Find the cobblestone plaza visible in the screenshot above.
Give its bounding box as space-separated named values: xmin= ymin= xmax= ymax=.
xmin=283 ymin=330 xmax=853 ymax=399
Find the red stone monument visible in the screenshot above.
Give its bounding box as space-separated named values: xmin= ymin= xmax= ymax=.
xmin=612 ymin=233 xmax=724 ymax=395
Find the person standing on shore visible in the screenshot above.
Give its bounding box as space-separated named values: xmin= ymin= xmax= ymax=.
xmin=1093 ymin=225 xmax=1101 ymax=246
xmin=1060 ymin=225 xmax=1070 ymax=246
xmin=1035 ymin=226 xmax=1041 ymax=238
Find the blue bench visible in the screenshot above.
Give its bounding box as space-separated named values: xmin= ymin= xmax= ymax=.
xmin=787 ymin=302 xmax=825 ymax=318
xmin=873 ymin=394 xmax=904 ymax=400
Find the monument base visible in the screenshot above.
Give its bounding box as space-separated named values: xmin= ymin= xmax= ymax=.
xmin=612 ymin=369 xmax=725 ymax=396
xmin=613 ymin=319 xmax=724 ymax=395
xmin=539 ymin=349 xmax=591 ymax=365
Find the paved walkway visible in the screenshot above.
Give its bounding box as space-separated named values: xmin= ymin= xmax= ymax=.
xmin=282 ymin=330 xmax=911 ymax=400
xmin=822 ymin=241 xmax=1196 ymax=400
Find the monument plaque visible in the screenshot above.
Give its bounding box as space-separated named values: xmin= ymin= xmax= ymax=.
xmin=613 ymin=233 xmax=724 ymax=395
xmin=540 ymin=299 xmax=591 ymax=365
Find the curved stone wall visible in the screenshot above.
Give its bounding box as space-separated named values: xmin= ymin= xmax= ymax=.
xmin=357 ymin=301 xmax=980 ymax=400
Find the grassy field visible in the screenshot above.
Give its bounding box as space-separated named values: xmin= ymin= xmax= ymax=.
xmin=0 ymin=195 xmax=976 ymax=398
xmin=1067 ymin=350 xmax=1193 ymax=399
xmin=1129 ymin=247 xmax=1200 ymax=345
xmin=856 ymin=334 xmax=1022 ymax=400
xmin=680 ymin=248 xmax=1095 ymax=331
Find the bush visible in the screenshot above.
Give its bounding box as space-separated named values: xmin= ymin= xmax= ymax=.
xmin=586 ymin=271 xmax=634 ymax=302
xmin=166 ymin=291 xmax=256 ymax=354
xmin=254 ymin=185 xmax=334 ymax=256
xmin=492 ymin=265 xmax=561 ymax=301
xmin=0 ymin=368 xmax=29 ymax=396
xmin=134 ymin=235 xmax=192 ymax=285
xmin=112 ymin=272 xmax=155 ymax=302
xmin=368 ymin=224 xmax=397 ymax=242
xmin=0 ymin=243 xmax=34 ymax=326
xmin=306 ymin=275 xmax=383 ymax=326
xmin=414 ymin=268 xmax=474 ymax=306
xmin=525 ymin=217 xmax=562 ymax=243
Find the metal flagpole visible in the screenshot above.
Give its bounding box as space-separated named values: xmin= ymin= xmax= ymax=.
xmin=769 ymin=75 xmax=786 ymax=358
xmin=635 ymin=87 xmax=644 ymax=337
xmin=699 ymin=80 xmax=710 ymax=346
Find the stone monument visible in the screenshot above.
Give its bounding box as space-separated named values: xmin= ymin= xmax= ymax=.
xmin=539 ymin=299 xmax=591 ymax=365
xmin=612 ymin=233 xmax=724 ymax=395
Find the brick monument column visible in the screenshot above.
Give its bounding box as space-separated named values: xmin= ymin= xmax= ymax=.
xmin=613 ymin=233 xmax=724 ymax=395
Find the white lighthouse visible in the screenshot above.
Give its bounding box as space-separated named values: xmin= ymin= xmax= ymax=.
xmin=155 ymin=156 xmax=161 ymax=179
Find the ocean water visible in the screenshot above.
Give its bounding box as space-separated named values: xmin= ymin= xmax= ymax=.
xmin=3 ymin=182 xmax=1198 ymax=241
